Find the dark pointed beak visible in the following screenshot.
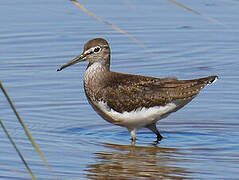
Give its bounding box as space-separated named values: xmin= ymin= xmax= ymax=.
xmin=57 ymin=53 xmax=88 ymax=71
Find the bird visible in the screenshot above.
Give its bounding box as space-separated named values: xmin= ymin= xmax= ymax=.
xmin=57 ymin=38 xmax=218 ymax=144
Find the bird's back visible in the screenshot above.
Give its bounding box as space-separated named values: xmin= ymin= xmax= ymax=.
xmin=88 ymin=71 xmax=218 ymax=113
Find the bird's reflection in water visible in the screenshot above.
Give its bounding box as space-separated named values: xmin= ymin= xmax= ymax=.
xmin=84 ymin=143 xmax=193 ymax=179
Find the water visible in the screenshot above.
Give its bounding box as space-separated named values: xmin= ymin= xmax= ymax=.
xmin=0 ymin=0 xmax=238 ymax=179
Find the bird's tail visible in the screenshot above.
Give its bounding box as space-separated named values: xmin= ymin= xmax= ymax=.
xmin=196 ymin=75 xmax=218 ymax=86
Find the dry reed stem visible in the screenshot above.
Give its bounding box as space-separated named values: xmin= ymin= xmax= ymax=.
xmin=168 ymin=0 xmax=227 ymax=27
xmin=71 ymin=0 xmax=147 ymax=49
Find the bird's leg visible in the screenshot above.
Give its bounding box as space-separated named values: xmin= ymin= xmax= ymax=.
xmin=146 ymin=123 xmax=163 ymax=143
xmin=128 ymin=128 xmax=137 ymax=145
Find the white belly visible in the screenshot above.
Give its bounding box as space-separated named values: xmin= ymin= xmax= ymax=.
xmin=91 ymin=100 xmax=177 ymax=129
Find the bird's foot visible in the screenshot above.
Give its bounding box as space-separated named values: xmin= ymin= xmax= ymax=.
xmin=153 ymin=135 xmax=163 ymax=145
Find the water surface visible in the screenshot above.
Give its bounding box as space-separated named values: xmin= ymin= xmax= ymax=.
xmin=0 ymin=0 xmax=238 ymax=179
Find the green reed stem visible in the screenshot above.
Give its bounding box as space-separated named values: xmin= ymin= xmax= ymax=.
xmin=0 ymin=81 xmax=57 ymax=179
xmin=0 ymin=119 xmax=36 ymax=180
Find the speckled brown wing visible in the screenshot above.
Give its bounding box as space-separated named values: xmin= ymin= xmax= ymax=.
xmin=96 ymin=72 xmax=218 ymax=113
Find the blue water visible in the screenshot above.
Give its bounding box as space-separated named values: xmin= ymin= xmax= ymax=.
xmin=0 ymin=0 xmax=238 ymax=179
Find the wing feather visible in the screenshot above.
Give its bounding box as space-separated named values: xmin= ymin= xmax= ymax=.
xmin=96 ymin=72 xmax=217 ymax=113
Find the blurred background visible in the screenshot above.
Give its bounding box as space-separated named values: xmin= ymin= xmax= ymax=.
xmin=0 ymin=0 xmax=238 ymax=179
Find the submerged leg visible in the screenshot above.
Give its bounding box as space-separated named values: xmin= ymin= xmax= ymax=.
xmin=146 ymin=123 xmax=163 ymax=142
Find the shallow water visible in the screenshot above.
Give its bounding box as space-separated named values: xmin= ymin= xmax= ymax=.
xmin=0 ymin=0 xmax=238 ymax=179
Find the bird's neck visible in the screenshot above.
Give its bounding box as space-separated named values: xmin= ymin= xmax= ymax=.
xmin=84 ymin=62 xmax=109 ymax=95
xmin=85 ymin=61 xmax=109 ymax=76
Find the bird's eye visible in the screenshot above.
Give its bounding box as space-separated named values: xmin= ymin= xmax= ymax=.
xmin=94 ymin=47 xmax=101 ymax=53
